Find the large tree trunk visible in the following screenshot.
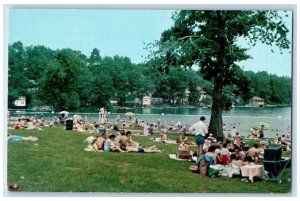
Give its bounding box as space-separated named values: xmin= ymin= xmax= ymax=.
xmin=208 ymin=11 xmax=226 ymax=142
xmin=208 ymin=81 xmax=224 ymax=141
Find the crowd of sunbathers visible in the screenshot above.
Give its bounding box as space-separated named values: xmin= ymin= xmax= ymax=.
xmin=8 ymin=115 xmax=57 ymax=130
xmin=84 ymin=129 xmax=161 ymax=153
xmin=8 ymin=114 xmax=291 ymax=156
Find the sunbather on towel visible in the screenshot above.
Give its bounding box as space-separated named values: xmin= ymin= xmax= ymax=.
xmin=126 ymin=145 xmax=161 ymax=153
xmin=8 ymin=134 xmax=38 ymax=141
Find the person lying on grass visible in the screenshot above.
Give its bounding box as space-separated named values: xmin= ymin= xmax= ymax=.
xmin=126 ymin=145 xmax=161 ymax=153
xmin=7 ymin=134 xmax=38 ymax=141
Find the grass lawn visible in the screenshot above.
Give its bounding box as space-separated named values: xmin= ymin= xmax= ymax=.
xmin=7 ymin=126 xmax=292 ymax=193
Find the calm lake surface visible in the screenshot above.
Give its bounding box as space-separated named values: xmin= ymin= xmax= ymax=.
xmin=10 ymin=106 xmax=291 ymax=138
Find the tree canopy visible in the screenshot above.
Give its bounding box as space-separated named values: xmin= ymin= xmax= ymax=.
xmin=148 ymin=10 xmax=291 ymax=140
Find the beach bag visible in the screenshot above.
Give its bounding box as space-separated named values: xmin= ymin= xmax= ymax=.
xmin=199 ymin=155 xmax=213 ymax=176
xmin=200 ymin=158 xmax=208 ymax=176
xmin=177 ymin=150 xmax=190 ymax=159
xmin=208 ymin=168 xmax=219 ymax=178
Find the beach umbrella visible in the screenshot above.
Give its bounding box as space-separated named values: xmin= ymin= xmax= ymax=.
xmin=59 ymin=111 xmax=69 ymax=115
xmin=252 ymin=122 xmax=269 ymax=130
xmin=125 ymin=112 xmax=135 ymax=117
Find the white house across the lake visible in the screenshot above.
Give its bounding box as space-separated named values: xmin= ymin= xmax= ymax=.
xmin=143 ymin=96 xmax=151 ymax=106
xmin=13 ymin=96 xmax=26 ymax=107
xmin=248 ymin=96 xmax=264 ymax=107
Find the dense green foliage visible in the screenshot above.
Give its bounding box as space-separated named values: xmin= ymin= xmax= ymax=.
xmin=7 ymin=126 xmax=291 ymax=193
xmin=244 ymin=71 xmax=292 ymax=105
xmin=8 ymin=42 xmax=291 ymax=111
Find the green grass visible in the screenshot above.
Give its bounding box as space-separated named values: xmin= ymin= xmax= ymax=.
xmin=7 ymin=126 xmax=292 ymax=193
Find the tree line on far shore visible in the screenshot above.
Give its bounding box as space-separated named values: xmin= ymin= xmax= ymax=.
xmin=8 ymin=41 xmax=291 ymax=111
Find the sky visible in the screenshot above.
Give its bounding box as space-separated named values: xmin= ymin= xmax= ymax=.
xmin=8 ymin=9 xmax=292 ymax=77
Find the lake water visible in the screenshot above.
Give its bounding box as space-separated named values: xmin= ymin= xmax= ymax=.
xmin=9 ymin=106 xmax=291 ymax=138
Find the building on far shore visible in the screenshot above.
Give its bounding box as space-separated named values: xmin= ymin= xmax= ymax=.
xmin=13 ymin=96 xmax=26 ymax=108
xmin=248 ymin=96 xmax=264 ymax=107
xmin=143 ymin=96 xmax=151 ymax=106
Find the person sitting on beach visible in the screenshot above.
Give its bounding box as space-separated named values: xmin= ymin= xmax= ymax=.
xmin=178 ymin=137 xmax=190 ymax=151
xmin=14 ymin=121 xmax=23 ymax=130
xmin=224 ymin=139 xmax=235 ymax=152
xmin=148 ymin=124 xmax=154 ymax=136
xmin=177 ymin=125 xmax=183 ymax=142
xmin=22 ymin=118 xmax=43 ymax=130
xmin=250 ymin=128 xmax=259 ymax=139
xmin=204 ymin=145 xmax=219 ymax=165
xmin=246 ymin=144 xmax=261 ymax=163
xmin=259 ymin=140 xmax=269 ymax=151
xmin=104 ymin=135 xmax=126 ymax=152
xmin=143 ymin=123 xmax=149 ymax=136
xmin=24 ymin=118 xmax=37 ymax=130
xmin=259 ymin=125 xmax=265 ymax=139
xmin=207 ymin=133 xmax=217 ymax=143
xmin=36 ymin=118 xmax=45 ymax=127
xmin=117 ymin=130 xmax=131 ymax=151
xmin=233 ymin=132 xmax=242 ymax=147
xmin=121 ymin=120 xmax=126 ymax=127
xmin=227 ymin=154 xmax=246 ymax=177
xmin=273 ymin=133 xmax=280 ymax=144
xmin=92 ymin=123 xmax=100 ymax=134
xmin=280 ymin=135 xmax=291 ymax=146
xmin=160 ymin=125 xmax=168 ymax=141
xmin=214 ymin=148 xmax=221 ymax=164
xmin=125 ymin=131 xmax=139 ymax=148
xmin=92 ymin=134 xmax=107 ymax=151
xmin=246 ymin=131 xmax=253 ymax=139
xmin=73 ymin=122 xmax=85 ymax=132
xmin=98 ymin=125 xmax=107 ymax=135
xmin=234 ymin=146 xmax=246 ymax=161
xmin=182 ymin=126 xmax=187 ymax=136
xmin=220 ymin=143 xmax=230 ymax=165
xmin=202 ymin=139 xmax=211 ymax=153
xmin=230 ymin=153 xmax=245 ymax=168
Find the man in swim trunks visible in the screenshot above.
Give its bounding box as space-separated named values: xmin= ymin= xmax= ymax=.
xmin=189 ymin=116 xmax=208 ymax=157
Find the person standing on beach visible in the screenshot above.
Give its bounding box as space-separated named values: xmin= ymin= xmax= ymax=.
xmin=189 ymin=116 xmax=208 ymax=157
xmin=259 ymin=125 xmax=265 ymax=139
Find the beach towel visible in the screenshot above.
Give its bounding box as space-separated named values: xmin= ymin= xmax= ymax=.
xmin=84 ymin=136 xmax=95 ymax=144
